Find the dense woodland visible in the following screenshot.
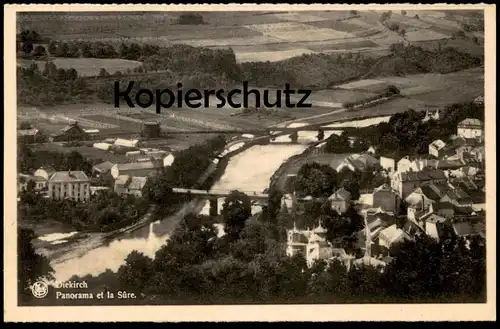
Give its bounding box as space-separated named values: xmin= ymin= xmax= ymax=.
xmin=17 ymin=28 xmax=483 ymax=107
xmin=340 ymin=101 xmax=485 ymax=158
xmin=24 ymin=206 xmax=483 ymax=304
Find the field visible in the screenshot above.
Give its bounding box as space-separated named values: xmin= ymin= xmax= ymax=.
xmin=18 ymin=58 xmax=142 ymax=76
xmin=18 ymin=10 xmax=483 ymax=63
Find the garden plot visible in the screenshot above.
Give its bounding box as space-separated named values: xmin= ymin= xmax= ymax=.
xmin=311 ymin=89 xmax=378 ymax=105
xmin=321 ymin=115 xmax=391 ymax=128
xmin=399 ymin=85 xmax=436 ymax=96
xmin=245 ymin=22 xmax=355 ymax=42
xmin=121 ymin=25 xmax=262 ymax=41
xmin=270 ymin=12 xmax=330 ymax=23
xmin=306 ymin=40 xmax=378 ymax=52
xmin=405 ymin=29 xmax=450 ymax=42
xmin=235 ymin=48 xmax=317 ymax=63
xmin=174 ymin=35 xmax=283 ymax=47
xmin=336 ymin=79 xmax=387 ymax=90
xmin=390 ymin=14 xmax=434 ymax=29
xmin=308 ymin=11 xmax=354 ymax=20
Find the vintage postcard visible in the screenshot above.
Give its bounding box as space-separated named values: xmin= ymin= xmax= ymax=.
xmin=4 ymin=3 xmax=496 ymax=322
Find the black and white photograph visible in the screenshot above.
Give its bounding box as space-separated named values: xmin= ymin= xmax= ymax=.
xmin=4 ymin=3 xmax=496 ymax=322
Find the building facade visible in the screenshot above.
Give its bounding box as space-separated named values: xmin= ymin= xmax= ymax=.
xmin=457 ymin=118 xmax=484 ymax=140
xmin=47 ymin=171 xmax=90 ymax=202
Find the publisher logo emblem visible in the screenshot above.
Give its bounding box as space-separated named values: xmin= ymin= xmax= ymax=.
xmin=31 ymin=281 xmax=49 ymax=299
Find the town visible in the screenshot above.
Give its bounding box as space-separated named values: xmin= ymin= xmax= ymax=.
xmin=15 ymin=9 xmax=487 ymax=306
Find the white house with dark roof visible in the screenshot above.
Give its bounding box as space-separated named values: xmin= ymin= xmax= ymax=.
xmin=328 ymin=187 xmax=351 ymax=213
xmin=429 ymin=139 xmax=447 ymax=158
xmin=114 ymin=175 xmax=148 ymax=198
xmin=457 ymin=118 xmax=484 ymax=140
xmin=378 ymin=224 xmax=411 ymax=249
xmin=47 ymin=171 xmax=90 ymax=202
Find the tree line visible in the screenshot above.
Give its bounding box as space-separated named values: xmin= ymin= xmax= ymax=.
xmin=342 ymin=101 xmax=484 ymax=158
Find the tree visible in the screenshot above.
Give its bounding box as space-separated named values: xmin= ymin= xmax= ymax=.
xmin=294 ymin=162 xmax=338 ymax=197
xmin=317 ymin=129 xmax=325 ymax=141
xmin=401 ymin=10 xmax=407 ymax=16
xmin=33 ymin=45 xmax=46 ymax=57
xmin=99 ymin=68 xmax=109 ymax=77
xmin=18 ymin=229 xmax=54 ymax=301
xmin=47 ymin=41 xmax=57 ymax=55
xmin=222 ymin=190 xmax=252 ymax=238
xmin=117 ymin=251 xmax=153 ymax=292
xmin=19 ymin=122 xmax=32 ymax=129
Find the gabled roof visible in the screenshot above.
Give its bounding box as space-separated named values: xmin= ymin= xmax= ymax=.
xmin=116 ymin=161 xmax=161 ymax=171
xmin=49 ymin=171 xmax=89 ymax=182
xmin=373 ymin=183 xmax=396 ymax=194
xmin=18 ymin=128 xmax=39 ymax=136
xmin=329 ymin=187 xmax=351 ymax=201
xmin=458 ymin=118 xmax=483 ymax=127
xmin=115 ymin=175 xmax=130 ymax=186
xmin=430 ymin=139 xmax=446 ymax=150
xmin=128 ymin=176 xmax=148 ymax=190
xmin=436 ymin=159 xmax=464 ymax=170
xmin=114 ymin=138 xmax=139 ymax=148
xmin=61 ymin=122 xmax=84 ymax=133
xmin=92 ymin=161 xmax=114 ymax=173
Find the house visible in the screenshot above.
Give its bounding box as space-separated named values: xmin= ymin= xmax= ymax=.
xmin=114 ymin=138 xmax=140 ymax=148
xmin=452 ymin=221 xmax=485 ymax=239
xmin=473 ymin=95 xmax=484 ymax=106
xmin=336 ymin=153 xmax=380 ymax=172
xmin=422 ymin=213 xmax=447 ymax=242
xmin=18 ymin=174 xmax=47 ymax=192
xmin=372 ymin=183 xmax=400 ymax=214
xmin=329 ymin=248 xmax=356 ymax=271
xmin=18 ymin=128 xmax=41 ymax=143
xmin=91 ymin=161 xmax=114 ymax=178
xmin=83 ymin=129 xmax=100 ymax=139
xmin=429 ymin=139 xmax=447 ymax=158
xmin=47 ymin=171 xmax=90 ymax=202
xmin=378 ymin=224 xmax=411 ymax=249
xmin=93 ymin=143 xmax=113 ymax=151
xmin=110 ymin=161 xmax=163 ymax=179
xmin=396 ymin=155 xmax=438 ymax=173
xmin=353 ymin=255 xmax=387 ymax=271
xmin=435 ymin=159 xmax=465 ymax=171
xmin=379 ymin=156 xmax=395 ymax=172
xmin=428 ymin=201 xmax=455 ymax=219
xmin=457 ymin=118 xmax=483 ymax=140
xmin=391 ymin=167 xmax=447 ymax=198
xmin=450 ymin=165 xmax=479 ymax=179
xmin=114 ymin=175 xmax=148 ymax=198
xmin=286 ymin=222 xmax=333 ymax=267
xmin=470 ymin=146 xmax=485 ymax=164
xmin=328 ymin=188 xmax=351 ymax=213
xmin=33 ymin=166 xmax=56 ymax=181
xmin=51 ymin=122 xmax=88 ymax=142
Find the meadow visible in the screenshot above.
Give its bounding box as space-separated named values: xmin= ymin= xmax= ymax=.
xmin=18 ymin=10 xmax=482 ymax=63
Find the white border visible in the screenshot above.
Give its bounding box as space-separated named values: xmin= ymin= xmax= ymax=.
xmin=4 ymin=3 xmax=496 ymax=322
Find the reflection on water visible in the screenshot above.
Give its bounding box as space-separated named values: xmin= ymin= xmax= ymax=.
xmin=52 ymin=221 xmax=168 ymax=282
